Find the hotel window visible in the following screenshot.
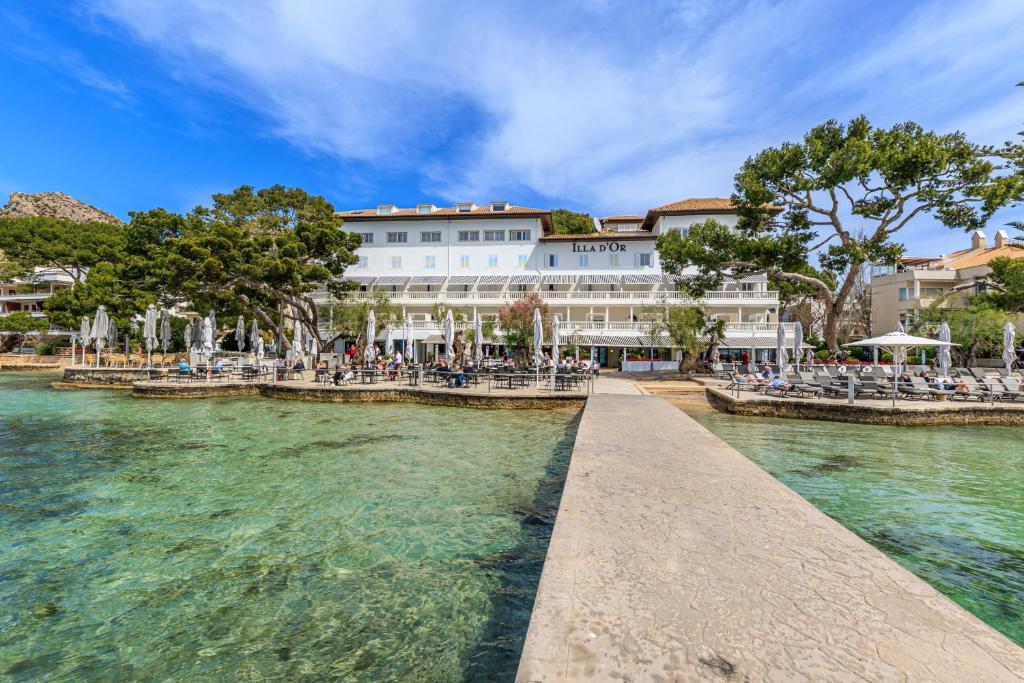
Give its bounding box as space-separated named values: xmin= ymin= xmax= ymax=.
xmin=386 ymin=232 xmax=408 ymax=243
xmin=417 ymin=204 xmax=435 ymax=214
xmin=484 ymin=230 xmax=505 ymax=241
xmin=420 ymin=231 xmax=441 ymax=243
xmin=546 ymin=254 xmax=558 ymax=268
xmin=517 ymin=254 xmax=529 ymax=269
xmin=358 ymin=232 xmax=373 ymax=244
xmin=578 ymin=254 xmax=589 ymax=267
xmin=458 ymin=230 xmax=480 ymax=242
xmin=425 ymin=255 xmax=436 ymax=269
xmin=460 ymin=255 xmax=470 ymax=269
xmin=357 ymin=256 xmax=368 ymax=269
xmin=510 ymin=230 xmax=531 ymax=241
xmin=635 ymin=252 xmax=652 ymax=267
xmin=488 ymin=255 xmax=499 ymax=268
xmin=740 ymin=282 xmax=763 ymax=291
xmin=457 ymin=202 xmax=474 ymax=213
xmin=677 ymin=227 xmax=690 ymax=238
xmin=898 ymin=287 xmax=909 ymax=301
xmin=608 ymin=253 xmax=619 ymax=267
xmin=391 ymin=256 xmax=402 ymax=269
xmin=490 ymin=201 xmax=508 ymax=212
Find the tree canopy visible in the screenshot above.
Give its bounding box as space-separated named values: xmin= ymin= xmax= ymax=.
xmin=657 ymin=115 xmax=1020 ymax=351
xmin=146 ymin=185 xmax=361 ymax=351
xmin=551 ymin=208 xmax=596 ymax=235
xmin=0 ymin=216 xmax=125 ymax=282
xmin=983 ymin=256 xmax=1024 ymax=313
xmin=497 ymin=293 xmax=549 ymax=363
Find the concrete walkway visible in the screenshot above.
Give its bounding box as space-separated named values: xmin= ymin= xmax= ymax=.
xmin=517 ymin=395 xmax=1024 ymax=682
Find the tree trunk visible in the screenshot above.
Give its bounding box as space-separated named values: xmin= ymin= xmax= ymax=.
xmin=822 ymin=260 xmax=865 ymax=353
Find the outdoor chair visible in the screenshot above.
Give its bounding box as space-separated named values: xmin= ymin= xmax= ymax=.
xmin=904 ymin=376 xmax=951 ymax=400
xmin=998 ymin=377 xmax=1024 ymax=402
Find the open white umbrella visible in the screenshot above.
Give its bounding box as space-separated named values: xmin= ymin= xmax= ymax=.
xmin=474 ymin=313 xmax=484 ymax=365
xmin=532 ymin=307 xmax=544 ymax=368
xmin=845 ymin=330 xmax=957 ymax=406
xmin=1003 ymin=322 xmax=1017 ymax=375
xmin=236 ymin=315 xmax=246 ymax=353
xmin=551 ymin=314 xmax=560 ymax=364
xmin=143 ymin=304 xmax=157 ymax=366
xmin=79 ymin=316 xmax=91 ymax=365
xmin=444 ymin=309 xmax=455 ymax=365
xmin=776 ymin=322 xmax=789 ymax=371
xmin=365 ymin=309 xmax=377 ymax=366
xmin=404 ymin=315 xmax=415 ymax=364
xmin=793 ymin=320 xmax=803 ymax=373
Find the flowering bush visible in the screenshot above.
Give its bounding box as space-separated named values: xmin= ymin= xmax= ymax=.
xmin=497 ymin=293 xmax=550 ymax=363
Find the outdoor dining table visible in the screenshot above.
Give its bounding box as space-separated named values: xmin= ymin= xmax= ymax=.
xmin=490 ymin=373 xmax=531 ymax=390
xmin=355 ymin=369 xmax=382 ymax=384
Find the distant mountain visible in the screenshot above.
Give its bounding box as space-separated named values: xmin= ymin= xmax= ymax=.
xmin=0 ymin=191 xmax=123 ymax=224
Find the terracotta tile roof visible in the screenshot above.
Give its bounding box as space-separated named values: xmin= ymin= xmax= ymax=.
xmin=650 ymin=198 xmax=737 ymax=213
xmin=539 ymin=230 xmax=655 ymax=242
xmin=338 ymin=203 xmax=552 ymax=231
xmin=600 ymin=215 xmax=644 ymax=221
xmin=337 ymin=204 xmax=549 ymax=219
xmin=946 ymin=245 xmax=1024 ymax=269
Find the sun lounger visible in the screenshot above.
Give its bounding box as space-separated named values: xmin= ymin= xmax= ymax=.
xmin=998 ymin=377 xmax=1024 ymax=402
xmin=906 ymin=376 xmax=954 ymax=400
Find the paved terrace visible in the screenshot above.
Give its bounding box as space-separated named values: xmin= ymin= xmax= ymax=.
xmin=517 ymin=394 xmax=1024 ymax=682
xmin=704 ymin=381 xmax=1024 ymax=426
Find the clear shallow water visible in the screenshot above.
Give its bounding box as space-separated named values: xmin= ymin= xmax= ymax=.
xmin=0 ymin=374 xmax=577 ymax=681
xmin=692 ymin=410 xmax=1024 ymax=646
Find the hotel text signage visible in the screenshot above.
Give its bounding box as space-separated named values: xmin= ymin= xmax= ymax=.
xmin=571 ymin=242 xmax=627 ymax=253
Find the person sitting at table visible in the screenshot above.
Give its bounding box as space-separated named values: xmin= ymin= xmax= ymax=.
xmin=177 ymin=359 xmax=191 ymax=374
xmin=292 ymin=358 xmax=306 ymax=371
xmin=212 ymin=358 xmax=224 ymax=375
xmin=447 ymin=363 xmax=467 ymax=388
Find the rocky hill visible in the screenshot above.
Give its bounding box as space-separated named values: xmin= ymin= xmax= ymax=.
xmin=0 ymin=191 xmax=123 ymax=224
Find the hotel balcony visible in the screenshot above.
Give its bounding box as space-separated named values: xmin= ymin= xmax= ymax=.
xmin=311 ymin=289 xmax=779 ymax=307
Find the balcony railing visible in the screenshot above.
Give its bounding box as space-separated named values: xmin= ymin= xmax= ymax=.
xmin=311 ymin=289 xmax=778 ymax=305
xmin=318 ymin=320 xmax=794 ymax=337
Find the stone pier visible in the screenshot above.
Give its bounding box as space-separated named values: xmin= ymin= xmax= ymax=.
xmin=516 ymin=394 xmax=1024 ymax=682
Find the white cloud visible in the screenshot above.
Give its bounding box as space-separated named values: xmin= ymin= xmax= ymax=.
xmin=89 ymin=0 xmax=1022 ymax=251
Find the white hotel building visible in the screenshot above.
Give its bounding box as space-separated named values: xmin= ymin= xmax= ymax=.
xmin=320 ymin=198 xmax=792 ymax=368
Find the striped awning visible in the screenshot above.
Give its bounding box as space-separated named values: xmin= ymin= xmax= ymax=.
xmin=621 ymin=273 xmax=663 ymax=285
xmin=447 ymin=275 xmax=478 ymax=285
xmin=343 ymin=276 xmax=377 ymax=286
xmin=477 ymin=275 xmax=509 ymax=285
xmin=510 ymin=274 xmax=540 ymax=284
xmin=718 ymin=336 xmax=783 ymax=348
xmin=409 ymin=275 xmax=446 ymax=285
xmin=579 ymin=274 xmax=621 ymax=285
xmin=542 ymin=274 xmax=576 ymax=284
xmin=374 ymin=276 xmax=410 ymax=286
xmin=571 ymin=334 xmax=650 ymax=347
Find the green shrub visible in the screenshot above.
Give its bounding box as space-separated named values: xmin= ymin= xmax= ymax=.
xmin=816 ymin=350 xmax=830 ymax=360
xmin=881 ymin=351 xmax=893 ymax=362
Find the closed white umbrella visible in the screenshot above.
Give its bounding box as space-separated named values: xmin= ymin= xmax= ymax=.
xmin=307 ymin=332 xmax=317 ymax=361
xmin=474 ymin=313 xmax=484 ymax=365
xmin=845 ymin=330 xmax=957 ymax=406
xmin=793 ymin=320 xmax=803 ymax=373
xmin=1003 ymin=322 xmax=1016 ymax=375
xmin=384 ymin=327 xmax=394 ymax=356
xmin=107 ymin=318 xmax=118 ymax=363
xmin=143 ymin=304 xmax=157 ymax=366
xmin=532 ymin=307 xmax=543 ymax=367
xmin=236 ymin=315 xmax=246 ymax=353
xmin=249 ymin=319 xmax=259 ymax=351
xmin=404 ymin=315 xmax=415 ymax=364
xmin=91 ymin=307 xmax=109 ymax=368
xmin=776 ymin=322 xmax=788 ymax=370
xmin=184 ymin=320 xmax=193 ymax=351
xmin=79 ymin=316 xmax=91 ymax=365
xmin=202 ymin=316 xmax=214 ymax=359
xmin=160 ymin=309 xmax=171 ymax=358
xmin=293 ymin=318 xmax=303 ymax=364
xmin=365 ymin=309 xmax=377 ymax=366
xmin=191 ymin=316 xmax=204 ymax=353
xmin=208 ymin=310 xmax=217 ymax=342
xmin=444 ymin=309 xmax=455 ymax=365
xmin=551 ymin=314 xmax=560 ymax=364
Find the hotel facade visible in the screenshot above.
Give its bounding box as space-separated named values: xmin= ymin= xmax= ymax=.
xmin=318 ymin=198 xmax=793 ymax=368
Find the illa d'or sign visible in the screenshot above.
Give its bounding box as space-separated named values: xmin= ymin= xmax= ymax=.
xmin=571 ymin=242 xmax=627 ymax=253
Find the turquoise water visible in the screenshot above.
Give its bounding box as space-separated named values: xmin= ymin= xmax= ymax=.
xmin=693 ymin=410 xmax=1024 ymax=646
xmin=0 ymin=374 xmax=577 ymax=681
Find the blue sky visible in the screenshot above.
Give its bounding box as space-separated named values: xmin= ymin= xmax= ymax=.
xmin=0 ymin=0 xmax=1021 ymax=256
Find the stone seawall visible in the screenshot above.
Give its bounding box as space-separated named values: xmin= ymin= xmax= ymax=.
xmin=516 ymin=394 xmax=1024 ymax=681
xmin=128 ymin=380 xmax=586 ymax=410
xmin=706 ymin=387 xmax=1024 ymax=426
xmin=62 ymin=367 xmax=154 ymax=386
